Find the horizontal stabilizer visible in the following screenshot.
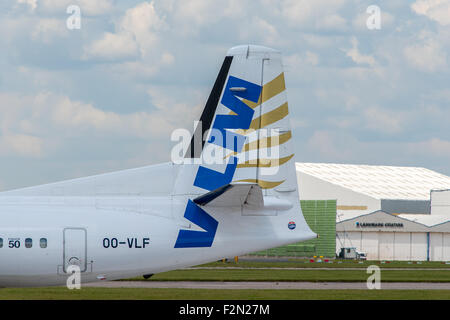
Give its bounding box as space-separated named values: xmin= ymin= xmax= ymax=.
xmin=193 ymin=183 xmax=263 ymax=208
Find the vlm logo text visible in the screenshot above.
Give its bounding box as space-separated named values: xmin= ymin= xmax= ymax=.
xmin=174 ymin=76 xmax=262 ymax=248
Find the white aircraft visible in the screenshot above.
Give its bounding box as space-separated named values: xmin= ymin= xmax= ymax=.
xmin=0 ymin=45 xmax=316 ymax=287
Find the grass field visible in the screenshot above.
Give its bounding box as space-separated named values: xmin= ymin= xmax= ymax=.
xmin=132 ymin=268 xmax=450 ymax=283
xmin=124 ymin=260 xmax=450 ymax=283
xmin=200 ymin=259 xmax=450 ymax=269
xmin=0 ymin=287 xmax=449 ymax=300
xmin=0 ymin=260 xmax=449 ymax=300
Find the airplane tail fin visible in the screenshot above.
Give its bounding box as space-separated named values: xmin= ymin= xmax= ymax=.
xmin=172 ymin=45 xmax=316 ymax=252
xmin=175 ymin=45 xmax=298 ymax=197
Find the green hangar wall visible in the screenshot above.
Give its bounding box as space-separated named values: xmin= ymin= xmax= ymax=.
xmin=250 ymin=200 xmax=337 ymax=258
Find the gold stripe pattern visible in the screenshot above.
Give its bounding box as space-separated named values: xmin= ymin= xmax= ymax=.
xmin=234 ymin=102 xmax=289 ymax=135
xmin=242 ymin=73 xmax=286 ymax=109
xmin=228 ymin=73 xmax=286 ymax=114
xmin=233 ymin=179 xmax=285 ymax=189
xmin=250 ymin=102 xmax=289 ymax=130
xmin=236 ymin=154 xmax=294 ymax=168
xmin=224 ymin=131 xmax=292 ymax=159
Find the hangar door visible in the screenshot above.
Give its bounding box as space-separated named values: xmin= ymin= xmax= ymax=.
xmin=445 ymin=233 xmax=450 ymax=261
xmin=343 ymin=231 xmax=430 ymax=261
xmin=379 ymin=233 xmax=394 ymax=260
xmin=393 ymin=233 xmax=410 ymax=261
xmin=360 ymin=232 xmax=378 ymax=260
xmin=430 ymin=233 xmax=450 ymax=261
xmin=63 ymin=228 xmax=87 ymax=273
xmin=379 ymin=232 xmax=427 ymax=261
xmin=410 ymin=233 xmax=427 ymax=261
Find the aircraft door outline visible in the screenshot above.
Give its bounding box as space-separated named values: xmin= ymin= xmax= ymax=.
xmin=63 ymin=228 xmax=87 ymax=273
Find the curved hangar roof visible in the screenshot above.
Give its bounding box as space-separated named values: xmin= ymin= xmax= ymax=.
xmin=296 ymin=163 xmax=450 ymax=200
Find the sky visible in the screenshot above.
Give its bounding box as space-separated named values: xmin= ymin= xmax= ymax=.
xmin=0 ymin=0 xmax=450 ymax=191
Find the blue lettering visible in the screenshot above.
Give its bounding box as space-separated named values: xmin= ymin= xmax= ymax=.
xmin=174 ymin=200 xmax=219 ymax=248
xmin=175 ymin=76 xmax=262 ymax=248
xmin=193 ymin=156 xmax=238 ymax=191
xmin=209 ymin=76 xmax=261 ymax=152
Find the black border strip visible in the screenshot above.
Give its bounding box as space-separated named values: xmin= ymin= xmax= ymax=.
xmin=193 ymin=184 xmax=233 ymax=206
xmin=185 ymin=56 xmax=233 ymax=158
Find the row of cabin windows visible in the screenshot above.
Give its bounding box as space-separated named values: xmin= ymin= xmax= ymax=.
xmin=0 ymin=238 xmax=47 ymax=248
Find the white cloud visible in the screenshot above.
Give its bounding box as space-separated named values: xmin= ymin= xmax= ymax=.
xmin=84 ymin=32 xmax=139 ymax=61
xmin=16 ymin=0 xmax=37 ymax=11
xmin=84 ymin=1 xmax=166 ymax=61
xmin=39 ymin=0 xmax=113 ymax=15
xmin=109 ymin=60 xmax=159 ymax=78
xmin=31 ymin=18 xmax=68 ymax=43
xmin=238 ymin=17 xmax=280 ymax=46
xmin=304 ymin=51 xmax=320 ymax=66
xmin=303 ymin=130 xmax=450 ymax=169
xmin=169 ymin=0 xmax=241 ymax=32
xmin=0 ymin=133 xmax=43 ymax=158
xmin=172 ymin=0 xmax=216 ymax=27
xmin=363 ymin=107 xmax=404 ymax=134
xmin=77 ymin=0 xmax=114 ymax=15
xmin=284 ymin=51 xmax=320 ymax=71
xmin=119 ymin=1 xmax=166 ymax=49
xmin=161 ymin=52 xmax=175 ymax=65
xmin=345 ymin=37 xmax=376 ymax=66
xmin=318 ymin=14 xmax=347 ymax=30
xmin=412 ymin=0 xmax=450 ymax=26
xmin=280 ymin=0 xmax=348 ymax=29
xmin=47 ymin=93 xmax=191 ymax=138
xmin=301 ymin=34 xmax=335 ymax=48
xmin=407 ymin=138 xmax=450 ymax=157
xmin=3 ymin=0 xmax=450 ymax=181
xmin=403 ymin=32 xmax=447 ymax=72
xmin=289 ymin=118 xmax=308 ymax=129
xmin=352 ymin=10 xmax=395 ymax=31
xmin=307 ymin=130 xmax=352 ymax=160
xmin=0 ymin=90 xmax=201 ymax=158
xmin=146 ymin=86 xmax=203 ymax=119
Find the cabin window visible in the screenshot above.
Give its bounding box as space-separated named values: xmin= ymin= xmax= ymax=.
xmin=40 ymin=238 xmax=47 ymax=248
xmin=0 ymin=238 xmax=3 ymax=248
xmin=25 ymin=238 xmax=32 ymax=248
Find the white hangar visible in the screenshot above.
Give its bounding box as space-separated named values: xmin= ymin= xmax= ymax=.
xmin=296 ymin=163 xmax=450 ymax=261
